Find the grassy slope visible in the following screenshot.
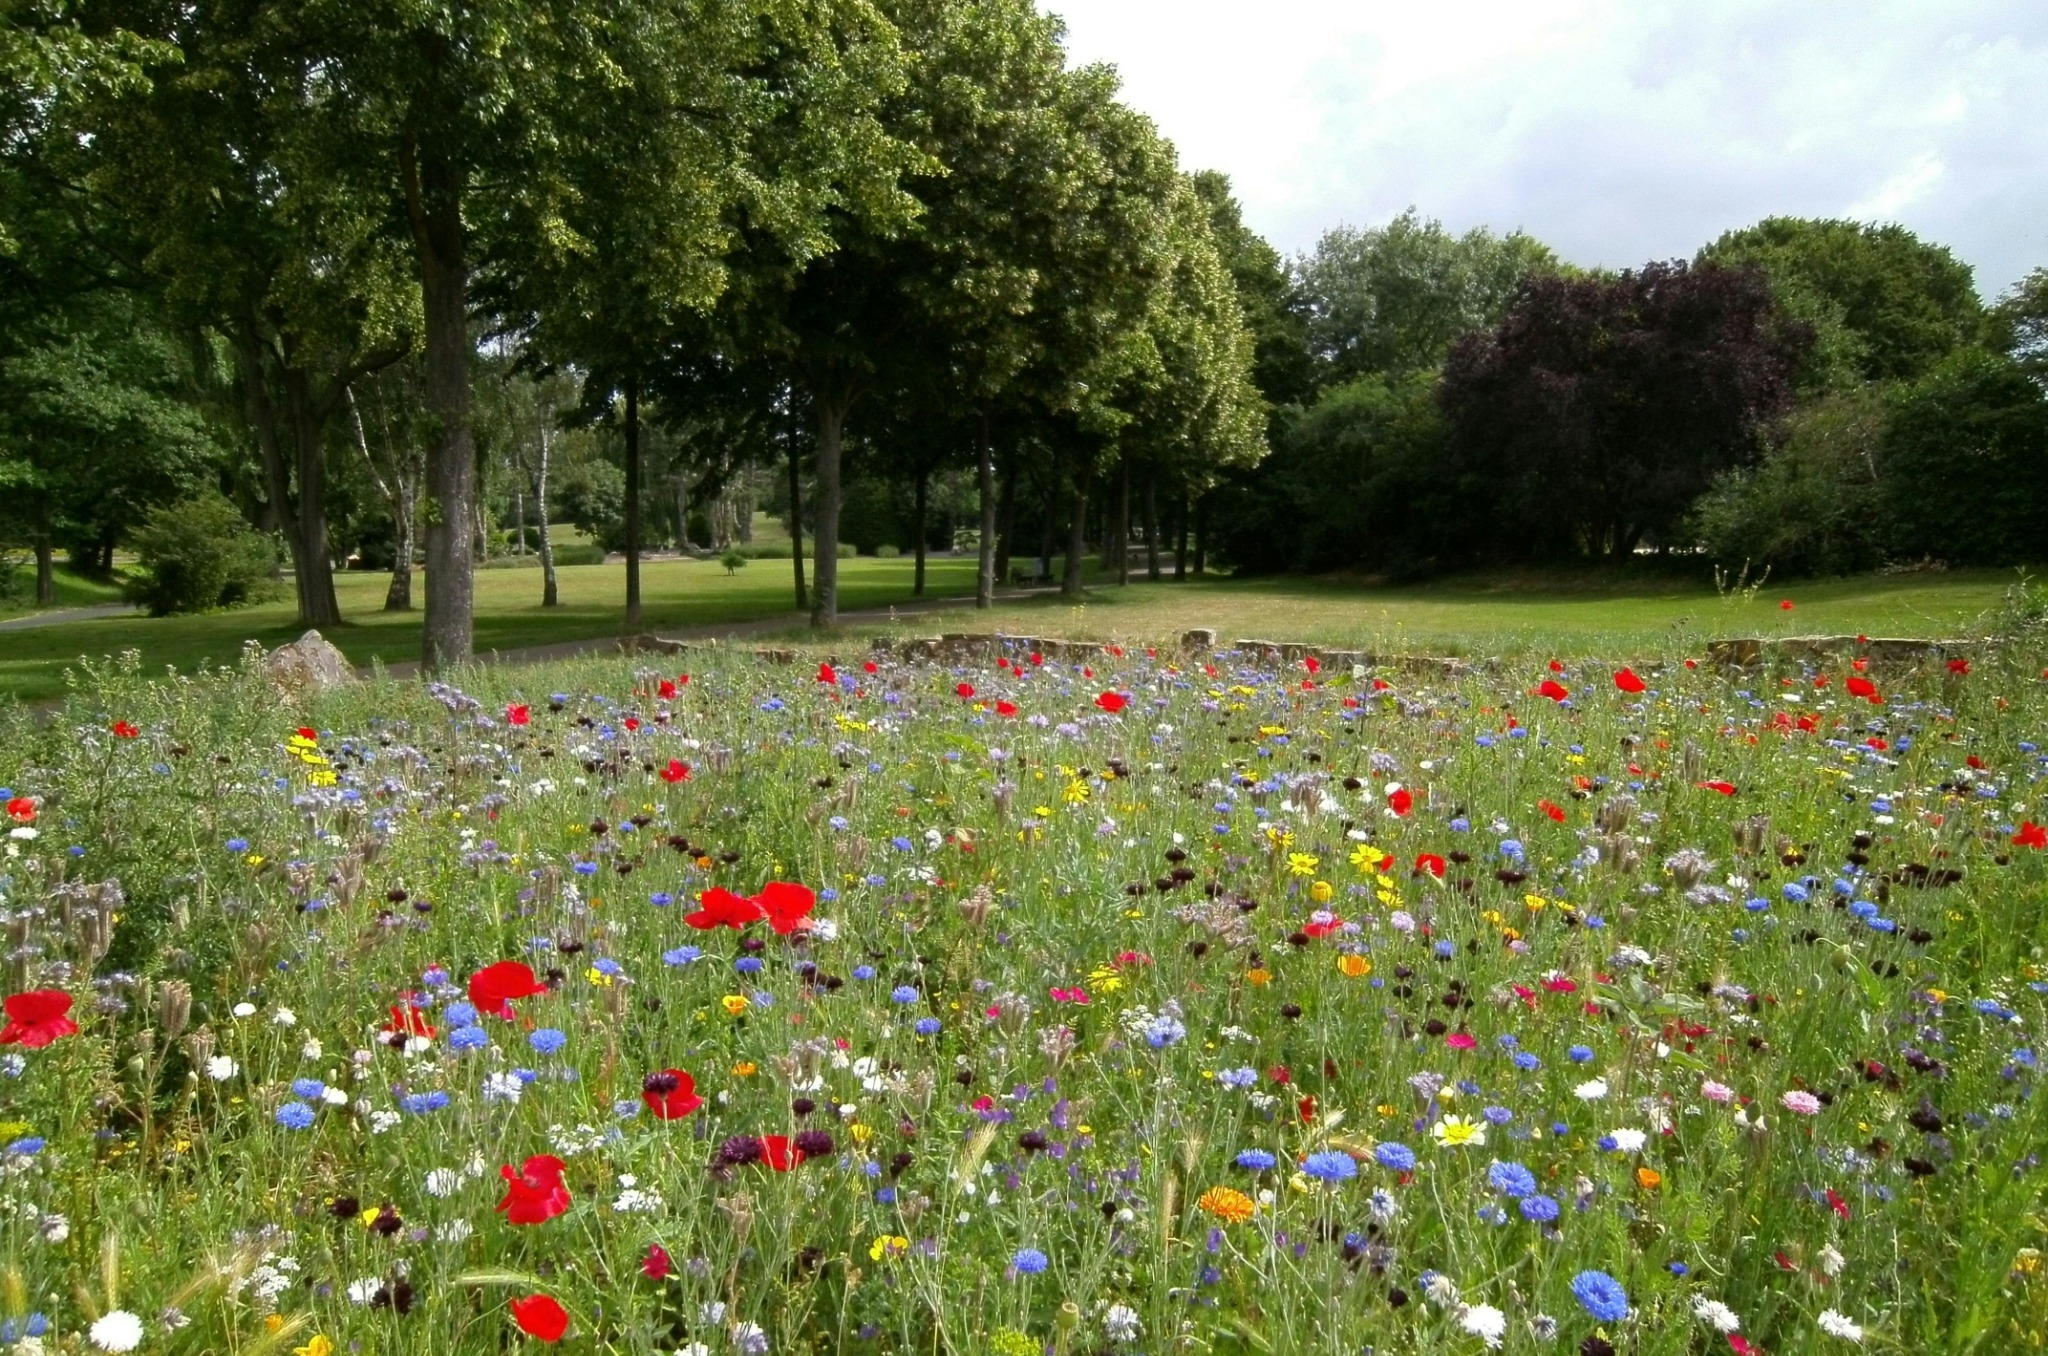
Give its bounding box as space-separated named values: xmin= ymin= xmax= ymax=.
xmin=0 ymin=566 xmax=129 ymax=621
xmin=0 ymin=557 xmax=2025 ymax=703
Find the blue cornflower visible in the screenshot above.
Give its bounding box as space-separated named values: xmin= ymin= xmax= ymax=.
xmin=1013 ymin=1248 xmax=1050 ymax=1275
xmin=649 ymin=891 xmax=674 ymax=907
xmin=1570 ymin=1270 xmax=1630 ymax=1322
xmin=891 ymin=985 xmax=921 ymax=1004
xmin=529 ymin=1028 xmax=569 ymax=1055
xmin=1302 ymin=1150 xmax=1358 ymax=1183
xmin=914 ymin=1018 xmax=942 ymax=1036
xmin=1568 ymin=1045 xmax=1595 ymax=1063
xmin=1782 ymin=882 xmax=1809 ymax=904
xmin=572 ymin=861 xmax=599 ymax=876
xmin=5 ymin=1136 xmax=46 ymax=1155
xmin=1512 ymin=1050 xmax=1542 ymax=1071
xmin=1481 ymin=1105 xmax=1513 ymax=1125
xmin=449 ymin=1026 xmax=489 ymax=1052
xmin=1236 ymin=1149 xmax=1278 ymax=1171
xmin=853 ymin=965 xmax=878 ymax=981
xmin=225 ymin=838 xmax=250 ymax=853
xmin=275 ymin=1102 xmax=316 ymax=1130
xmin=891 ymin=836 xmax=914 ymax=852
xmin=443 ymin=1001 xmax=479 ymax=1026
xmin=663 ymin=946 xmax=703 ymax=967
xmin=1486 ymin=1160 xmax=1537 ymax=1198
xmin=401 ymin=1091 xmax=450 ymax=1115
xmin=1374 ymin=1142 xmax=1417 ymax=1172
xmin=1217 ymin=1067 xmax=1259 ymax=1090
xmin=735 ymin=956 xmax=764 ymax=974
xmin=1520 ymin=1193 xmax=1561 ymax=1222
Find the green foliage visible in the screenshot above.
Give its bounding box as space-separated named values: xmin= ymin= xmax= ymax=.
xmin=555 ymin=460 xmax=627 ymax=551
xmin=1692 ymin=387 xmax=1891 ymax=576
xmin=1701 ymin=217 xmax=1985 ymax=385
xmin=1297 ymin=208 xmax=1559 ymax=387
xmin=719 ymin=547 xmax=749 ymax=575
xmin=1989 ymin=266 xmax=2048 ymax=382
xmin=121 ymin=493 xmax=276 ymax=616
xmin=839 ymin=477 xmax=904 ymax=555
xmin=1878 ymin=348 xmax=2048 ymax=566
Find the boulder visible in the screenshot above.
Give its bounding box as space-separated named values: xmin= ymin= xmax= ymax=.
xmin=264 ymin=630 xmax=357 ymax=695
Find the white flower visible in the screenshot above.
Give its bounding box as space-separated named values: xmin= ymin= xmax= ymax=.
xmin=1692 ymin=1296 xmax=1741 ymax=1332
xmin=1818 ymin=1244 xmax=1845 ymax=1277
xmin=1458 ymin=1303 xmax=1507 ymax=1348
xmin=1575 ymin=1078 xmax=1609 ymax=1100
xmin=424 ymin=1168 xmax=461 ymax=1198
xmin=1817 ymin=1309 xmax=1864 ymax=1342
xmin=678 ymin=1346 xmax=710 ymax=1356
xmin=232 ymin=1002 xmax=257 ymax=1018
xmin=37 ymin=1213 xmax=68 ymax=1243
xmin=270 ymin=1007 xmax=297 ymax=1026
xmin=206 ymin=1056 xmax=239 ymax=1081
xmin=300 ymin=1038 xmax=324 ymax=1061
xmin=1102 ymin=1303 xmax=1141 ymax=1342
xmin=1608 ymin=1127 xmax=1648 ymax=1153
xmin=368 ymin=1110 xmax=401 ymax=1134
xmin=346 ymin=1277 xmax=382 ymax=1304
xmin=439 ymin=1219 xmax=474 ymax=1244
xmin=699 ymin=1301 xmax=728 ymax=1325
xmin=88 ymin=1310 xmax=144 ymax=1352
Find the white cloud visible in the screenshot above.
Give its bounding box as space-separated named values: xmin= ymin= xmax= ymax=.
xmin=1049 ymin=0 xmax=2048 ymax=293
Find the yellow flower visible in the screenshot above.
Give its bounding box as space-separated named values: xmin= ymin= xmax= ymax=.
xmin=1062 ymin=780 xmax=1090 ymax=804
xmin=1431 ymin=1115 xmax=1486 ymax=1148
xmin=868 ymin=1234 xmax=910 ymax=1261
xmin=1087 ymin=964 xmax=1123 ymax=994
xmin=850 ymin=1123 xmax=874 ymax=1144
xmin=720 ymin=995 xmax=749 ymax=1016
xmin=1286 ymin=852 xmax=1319 ymax=877
xmin=732 ymin=1061 xmax=757 ymax=1077
xmin=296 ymin=1338 xmax=335 ymax=1356
xmin=1309 ymin=879 xmax=1334 ymax=904
xmin=1246 ymin=967 xmax=1272 ymax=987
xmin=1336 ymin=954 xmax=1371 ymax=978
xmin=1196 ymin=1186 xmax=1256 ymax=1224
xmin=1349 ymin=843 xmax=1388 ymax=870
xmin=585 ymin=966 xmax=614 ymax=987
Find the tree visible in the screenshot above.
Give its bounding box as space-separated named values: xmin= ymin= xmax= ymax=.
xmin=1297 ymin=209 xmax=1558 ymax=388
xmin=1701 ymin=218 xmax=1984 ymax=385
xmin=1439 ymin=259 xmax=1812 ymax=561
xmin=1877 ymin=348 xmax=2048 ymax=566
xmin=1190 ymin=171 xmax=1313 ymax=416
xmin=1990 ymin=267 xmax=2048 ymax=383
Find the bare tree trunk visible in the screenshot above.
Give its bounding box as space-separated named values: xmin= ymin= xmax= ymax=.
xmin=1061 ymin=465 xmax=1091 ymax=597
xmin=33 ymin=533 xmax=53 ymax=606
xmin=623 ymin=376 xmax=642 ymax=630
xmin=1176 ymin=489 xmax=1189 ymax=580
xmin=785 ymin=403 xmax=806 ymax=611
xmin=513 ymin=482 xmax=525 ymax=556
xmin=1115 ymin=456 xmax=1131 ymax=587
xmin=1144 ymin=470 xmax=1161 ymax=581
xmin=536 ymin=422 xmax=558 ymax=607
xmin=735 ymin=471 xmax=754 ymax=543
xmin=406 ymin=125 xmax=476 ymax=671
xmin=975 ymin=412 xmax=995 ymax=608
xmin=993 ymin=444 xmax=1016 ymax=585
xmin=675 ymin=471 xmax=692 ymax=552
xmin=810 ymin=389 xmax=851 ymax=626
xmin=913 ymin=467 xmax=928 ymax=597
xmin=347 ymin=385 xmax=416 ymax=612
xmin=1194 ymin=494 xmax=1207 ymax=576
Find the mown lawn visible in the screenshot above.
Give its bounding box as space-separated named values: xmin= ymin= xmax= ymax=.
xmin=0 ymin=565 xmax=130 ymax=621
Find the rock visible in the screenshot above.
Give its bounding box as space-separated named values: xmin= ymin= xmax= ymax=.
xmin=265 ymin=630 xmax=357 ymax=695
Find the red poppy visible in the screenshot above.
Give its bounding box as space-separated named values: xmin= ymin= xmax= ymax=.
xmin=1095 ymin=691 xmax=1128 ymax=714
xmin=816 ymin=663 xmax=837 ymax=684
xmin=506 ymin=703 xmax=530 ymax=725
xmin=1538 ymin=799 xmax=1566 ymax=822
xmin=659 ymin=759 xmax=691 ymax=784
xmin=759 ymin=1134 xmax=804 ymax=1171
xmin=685 ymin=887 xmax=766 ymax=931
xmin=1727 ymin=1337 xmax=1760 ymax=1356
xmin=1303 ymin=656 xmax=1321 ymax=674
xmin=510 ymin=1294 xmax=569 ymax=1342
xmin=1386 ymin=787 xmax=1413 ymax=816
xmin=1302 ymin=914 xmax=1344 ymax=939
xmin=111 ymin=720 xmax=139 ymax=738
xmin=5 ymin=796 xmax=34 ymax=824
xmin=385 ymin=1005 xmax=436 ymax=1041
xmin=657 ymin=679 xmax=677 ymax=700
xmin=2014 ymin=821 xmax=2047 ymax=849
xmin=1082 ymin=666 xmax=1094 ymax=678
xmin=1029 ymin=652 xmax=1043 ymax=666
xmin=498 ymin=1154 xmax=571 ymax=1224
xmin=297 ymin=726 xmax=318 ymax=741
xmin=1414 ymin=853 xmax=1446 ymax=878
xmin=641 ymin=1069 xmax=703 ymax=1119
xmin=956 ymin=682 xmax=976 ymax=699
xmin=1612 ymin=668 xmax=1646 ymax=694
xmin=1547 ymin=659 xmax=1564 ymax=673
xmin=1947 ymin=658 xmax=1970 ymax=675
xmin=995 ymin=700 xmax=1019 ymax=718
xmin=1696 ymin=781 xmax=1738 ymax=796
xmin=1844 ymin=676 xmax=1882 ymax=704
xmin=863 ymin=660 xmax=878 ymax=674
xmin=756 ymin=881 xmax=817 ymax=935
xmin=1537 ymin=679 xmax=1569 ymax=702
xmin=0 ymin=990 xmax=78 ymax=1048
xmin=1779 ymin=599 xmax=1794 ymax=610
xmin=623 ymin=716 xmax=640 ymax=732
xmin=642 ymin=1243 xmax=673 ymax=1280
xmin=468 ymin=961 xmax=549 ymax=1020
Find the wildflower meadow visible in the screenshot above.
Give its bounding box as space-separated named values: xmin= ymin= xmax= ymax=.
xmin=0 ymin=636 xmax=2044 ymax=1355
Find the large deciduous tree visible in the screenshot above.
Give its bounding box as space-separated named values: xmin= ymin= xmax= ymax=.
xmin=1439 ymin=259 xmax=1812 ymax=561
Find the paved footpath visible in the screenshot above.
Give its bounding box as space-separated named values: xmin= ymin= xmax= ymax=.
xmin=0 ymin=603 xmax=139 ymax=631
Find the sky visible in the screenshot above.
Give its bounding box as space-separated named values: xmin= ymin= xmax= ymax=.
xmin=1049 ymin=0 xmax=2048 ymax=296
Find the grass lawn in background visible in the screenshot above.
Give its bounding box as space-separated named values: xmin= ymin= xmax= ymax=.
xmin=0 ymin=565 xmax=130 ymax=621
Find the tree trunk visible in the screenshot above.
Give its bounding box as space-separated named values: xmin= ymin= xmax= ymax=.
xmin=536 ymin=422 xmax=558 ymax=608
xmin=976 ymin=412 xmax=996 ymax=608
xmin=993 ymin=446 xmax=1016 ymax=585
xmin=1116 ymin=456 xmax=1131 ymax=587
xmin=406 ymin=125 xmax=476 ymax=671
xmin=234 ymin=330 xmax=305 ymax=595
xmin=1061 ymin=466 xmax=1092 ymax=597
xmin=810 ymin=389 xmax=851 ymax=626
xmin=1176 ymin=490 xmax=1189 ymax=580
xmin=1194 ymin=494 xmax=1207 ymax=576
xmin=623 ymin=376 xmax=642 ymax=630
xmin=282 ymin=370 xmax=343 ymax=628
xmin=513 ymin=483 xmax=525 ymax=556
xmin=32 ymin=533 xmax=53 ymax=606
xmin=736 ymin=473 xmax=754 ymax=543
xmin=913 ymin=467 xmax=928 ymax=598
xmin=1144 ymin=470 xmax=1160 ymax=581
xmin=675 ymin=472 xmax=692 ymax=552
xmin=785 ymin=405 xmax=807 ymax=611
xmin=387 ymin=480 xmax=416 ymax=611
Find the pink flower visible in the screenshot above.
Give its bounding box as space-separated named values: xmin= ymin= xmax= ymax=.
xmin=1444 ymin=1031 xmax=1477 ymax=1050
xmin=1700 ymin=1080 xmax=1736 ymax=1103
xmin=1780 ymin=1090 xmax=1823 ymax=1116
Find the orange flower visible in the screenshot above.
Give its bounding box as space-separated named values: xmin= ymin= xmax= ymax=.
xmin=1197 ymin=1186 xmax=1256 ymax=1224
xmin=1636 ymin=1166 xmax=1663 ymax=1191
xmin=1336 ymin=954 xmax=1371 ymax=978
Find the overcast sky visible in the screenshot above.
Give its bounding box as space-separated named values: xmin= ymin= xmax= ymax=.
xmin=1050 ymin=0 xmax=2048 ymax=296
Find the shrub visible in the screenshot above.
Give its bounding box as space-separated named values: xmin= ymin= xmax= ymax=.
xmin=1878 ymin=348 xmax=2048 ymax=566
xmin=874 ymin=543 xmax=900 ymax=559
xmin=1693 ymin=388 xmax=1889 ymax=576
xmin=719 ymin=547 xmax=747 ymax=575
xmin=122 ymin=494 xmax=276 ymax=616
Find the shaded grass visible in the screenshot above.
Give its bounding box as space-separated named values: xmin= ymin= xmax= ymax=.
xmin=0 ymin=565 xmax=129 ymax=621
